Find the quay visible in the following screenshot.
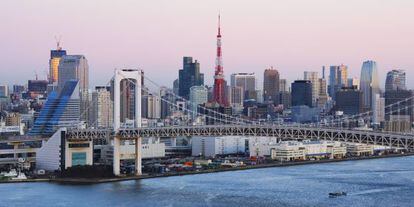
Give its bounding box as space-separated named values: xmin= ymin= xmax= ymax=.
xmin=2 ymin=152 xmax=411 ymax=185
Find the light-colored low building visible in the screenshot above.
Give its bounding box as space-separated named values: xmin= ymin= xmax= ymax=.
xmin=248 ymin=137 xmax=279 ymax=157
xmin=36 ymin=129 xmax=166 ymax=172
xmin=270 ymin=141 xmax=305 ymax=161
xmin=271 ymin=140 xmax=347 ymax=161
xmin=346 ymin=143 xmax=374 ymax=156
xmin=326 ymin=141 xmax=347 ymax=159
xmin=119 ymin=141 xmax=165 ymax=159
xmin=192 ymin=136 xmax=248 ymax=157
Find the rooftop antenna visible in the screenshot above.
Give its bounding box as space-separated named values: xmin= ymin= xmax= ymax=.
xmin=44 ymin=69 xmax=49 ymax=81
xmin=34 ymin=71 xmax=38 ymax=80
xmin=54 ymin=35 xmax=62 ymax=50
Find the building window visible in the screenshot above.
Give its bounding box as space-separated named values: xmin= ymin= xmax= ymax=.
xmin=72 ymin=152 xmax=87 ymax=166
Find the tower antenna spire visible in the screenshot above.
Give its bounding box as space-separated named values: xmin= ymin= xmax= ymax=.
xmin=54 ymin=35 xmax=62 ymax=50
xmin=218 ymin=13 xmax=221 ymax=37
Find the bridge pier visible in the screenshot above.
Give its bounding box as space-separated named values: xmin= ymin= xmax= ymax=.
xmin=135 ymin=137 xmax=142 ymax=176
xmin=113 ymin=136 xmax=121 ymax=176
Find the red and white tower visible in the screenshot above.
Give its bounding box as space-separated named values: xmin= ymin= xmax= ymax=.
xmin=213 ymin=14 xmax=227 ymax=106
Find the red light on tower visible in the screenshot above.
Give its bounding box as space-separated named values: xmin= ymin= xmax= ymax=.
xmin=213 ymin=14 xmax=227 ymax=106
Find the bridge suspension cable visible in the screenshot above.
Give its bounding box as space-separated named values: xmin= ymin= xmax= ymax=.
xmin=320 ymin=95 xmax=414 ymax=129
xmin=141 ymin=74 xmax=257 ymax=125
xmin=118 ymin=73 xmax=249 ymax=126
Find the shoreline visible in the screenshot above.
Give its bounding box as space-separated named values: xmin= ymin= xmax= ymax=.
xmin=1 ymin=153 xmax=413 ymax=185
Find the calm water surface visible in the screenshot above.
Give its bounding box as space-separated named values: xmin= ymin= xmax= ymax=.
xmin=1 ymin=156 xmax=414 ymax=207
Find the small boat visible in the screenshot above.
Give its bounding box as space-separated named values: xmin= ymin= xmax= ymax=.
xmin=329 ymin=192 xmax=347 ymax=198
xmin=3 ymin=169 xmax=18 ymax=177
xmin=11 ymin=172 xmax=27 ymax=180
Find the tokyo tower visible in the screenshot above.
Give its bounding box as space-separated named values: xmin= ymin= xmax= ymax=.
xmin=213 ymin=14 xmax=227 ymax=106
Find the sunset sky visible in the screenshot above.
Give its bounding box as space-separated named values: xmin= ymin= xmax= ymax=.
xmin=1 ymin=0 xmax=413 ymax=89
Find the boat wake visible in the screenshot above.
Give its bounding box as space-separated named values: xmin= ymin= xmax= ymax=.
xmin=348 ymin=187 xmax=407 ymax=196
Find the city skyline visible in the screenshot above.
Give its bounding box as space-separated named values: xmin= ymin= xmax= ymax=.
xmin=1 ymin=0 xmax=413 ymax=89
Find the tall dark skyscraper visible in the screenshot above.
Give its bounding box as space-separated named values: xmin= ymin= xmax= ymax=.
xmin=291 ymin=80 xmax=313 ymax=107
xmin=263 ymin=67 xmax=280 ymax=103
xmin=385 ymin=89 xmax=414 ymax=122
xmin=385 ymin=70 xmax=406 ymax=92
xmin=178 ymin=57 xmax=204 ymax=99
xmin=335 ymin=86 xmax=363 ymax=115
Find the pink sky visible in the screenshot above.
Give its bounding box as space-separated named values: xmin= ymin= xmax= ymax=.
xmin=0 ymin=0 xmax=413 ymax=89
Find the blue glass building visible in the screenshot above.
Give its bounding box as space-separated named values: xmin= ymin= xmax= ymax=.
xmin=29 ymin=80 xmax=81 ymax=136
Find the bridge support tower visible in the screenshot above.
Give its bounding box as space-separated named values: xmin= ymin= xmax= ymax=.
xmin=113 ymin=69 xmax=143 ymax=176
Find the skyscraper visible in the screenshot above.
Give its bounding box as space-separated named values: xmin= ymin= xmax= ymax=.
xmin=160 ymin=87 xmax=175 ymax=119
xmin=317 ymin=78 xmax=328 ymax=108
xmin=304 ymin=71 xmax=319 ymax=107
xmin=229 ymin=86 xmax=244 ymax=108
xmin=90 ymin=86 xmax=113 ymax=128
xmin=0 ymin=85 xmax=9 ymax=97
xmin=329 ymin=64 xmax=348 ymax=101
xmin=360 ymin=60 xmax=380 ymax=111
xmin=230 ymin=73 xmax=256 ymax=100
xmin=335 ymin=86 xmax=363 ymax=115
xmin=385 ymin=70 xmax=406 ymax=92
xmin=58 ymin=55 xmax=89 ymax=92
xmin=58 ymin=55 xmax=89 ymax=122
xmin=263 ymin=67 xmax=280 ymax=103
xmin=143 ymin=93 xmax=161 ymax=119
xmin=189 ymin=86 xmax=208 ymax=118
xmin=49 ymin=41 xmax=67 ymax=84
xmin=213 ymin=15 xmax=227 ymax=106
xmin=178 ymin=57 xmax=204 ymax=99
xmin=385 ymin=89 xmax=414 ymax=122
xmin=291 ymin=80 xmax=313 ymax=107
xmin=29 ymin=80 xmax=81 ymax=136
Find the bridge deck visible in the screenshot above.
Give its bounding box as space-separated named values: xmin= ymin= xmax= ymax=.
xmin=65 ymin=125 xmax=414 ymax=149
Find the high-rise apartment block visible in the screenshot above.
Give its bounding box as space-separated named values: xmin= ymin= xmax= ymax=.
xmin=90 ymin=86 xmax=113 ymax=128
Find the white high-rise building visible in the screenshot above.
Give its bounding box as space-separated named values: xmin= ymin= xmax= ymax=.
xmin=360 ymin=60 xmax=380 ymax=110
xmin=304 ymin=71 xmax=319 ymax=107
xmin=230 ymin=73 xmax=256 ymax=99
xmin=0 ymin=85 xmax=9 ymax=97
xmin=145 ymin=94 xmax=161 ymax=119
xmin=189 ymin=86 xmax=208 ymax=118
xmin=229 ymin=86 xmax=244 ymax=107
xmin=91 ymin=86 xmax=113 ymax=128
xmin=373 ymin=94 xmax=385 ymax=124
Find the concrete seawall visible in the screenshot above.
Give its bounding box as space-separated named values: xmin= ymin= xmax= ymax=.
xmin=49 ymin=153 xmax=414 ymax=184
